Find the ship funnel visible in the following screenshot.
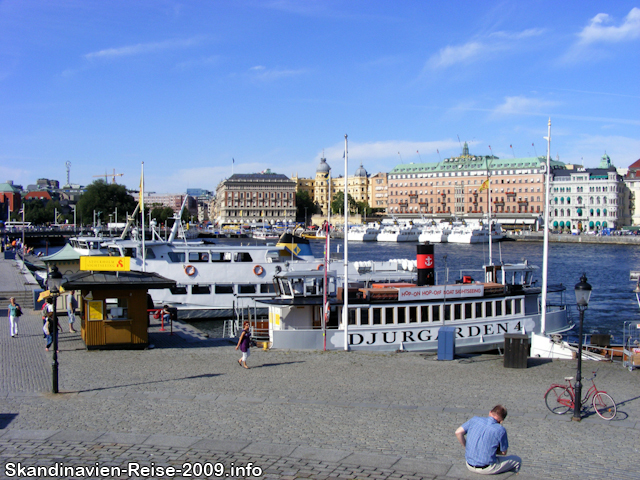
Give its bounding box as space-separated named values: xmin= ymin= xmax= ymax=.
xmin=417 ymin=244 xmax=435 ymax=286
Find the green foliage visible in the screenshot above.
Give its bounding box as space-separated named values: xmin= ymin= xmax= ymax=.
xmin=331 ymin=192 xmax=357 ymax=215
xmin=295 ymin=191 xmax=317 ymax=222
xmin=150 ymin=205 xmax=176 ymax=225
xmin=76 ymin=181 xmax=137 ymax=225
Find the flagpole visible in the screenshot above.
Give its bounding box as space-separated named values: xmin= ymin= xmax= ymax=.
xmin=343 ymin=134 xmax=349 ymax=351
xmin=141 ymin=162 xmax=146 ymax=272
xmin=541 ymin=119 xmax=551 ymax=334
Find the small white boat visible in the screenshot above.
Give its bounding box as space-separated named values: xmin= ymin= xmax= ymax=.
xmin=447 ymin=221 xmax=504 ymax=244
xmin=347 ymin=224 xmax=379 ymax=242
xmin=252 ymin=229 xmax=280 ymax=241
xmin=418 ymin=222 xmax=451 ymax=243
xmin=377 ymin=222 xmax=418 ymax=242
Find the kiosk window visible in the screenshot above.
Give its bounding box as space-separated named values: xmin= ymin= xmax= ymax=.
xmin=105 ymin=298 xmax=128 ymax=319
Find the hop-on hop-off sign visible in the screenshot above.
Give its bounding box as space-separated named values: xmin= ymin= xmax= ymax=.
xmin=79 ymin=256 xmax=131 ymax=271
xmin=398 ymin=283 xmax=484 ymax=300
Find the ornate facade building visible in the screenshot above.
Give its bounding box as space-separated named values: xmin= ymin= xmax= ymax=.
xmin=624 ymin=158 xmax=640 ymax=226
xmin=549 ymin=154 xmax=627 ymax=232
xmin=387 ymin=142 xmax=564 ymax=226
xmin=214 ymin=170 xmax=296 ymax=224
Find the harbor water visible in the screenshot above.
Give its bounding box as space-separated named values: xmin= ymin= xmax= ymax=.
xmin=189 ymin=238 xmax=640 ymax=344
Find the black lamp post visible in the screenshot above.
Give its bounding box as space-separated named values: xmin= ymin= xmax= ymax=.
xmin=48 ymin=265 xmax=63 ymax=394
xmin=572 ymin=273 xmax=592 ymax=421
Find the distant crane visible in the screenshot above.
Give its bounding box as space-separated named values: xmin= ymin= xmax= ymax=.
xmin=65 ymin=161 xmax=71 ymax=186
xmin=93 ymin=169 xmax=124 ymax=184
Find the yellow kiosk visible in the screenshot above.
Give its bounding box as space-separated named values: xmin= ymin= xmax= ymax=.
xmin=62 ymin=256 xmax=175 ymax=350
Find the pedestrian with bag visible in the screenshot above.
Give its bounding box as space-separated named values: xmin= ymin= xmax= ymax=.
xmin=43 ymin=297 xmax=62 ymax=352
xmin=235 ymin=321 xmax=252 ymax=369
xmin=67 ymin=291 xmax=78 ymax=333
xmin=7 ymin=297 xmax=21 ymax=337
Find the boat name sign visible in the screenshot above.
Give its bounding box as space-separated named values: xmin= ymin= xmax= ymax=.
xmin=398 ymin=284 xmax=483 ymax=300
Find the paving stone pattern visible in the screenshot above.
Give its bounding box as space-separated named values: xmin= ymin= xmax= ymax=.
xmin=1 ymin=258 xmax=639 ymax=479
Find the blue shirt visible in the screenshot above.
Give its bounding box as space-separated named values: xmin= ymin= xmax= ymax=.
xmin=461 ymin=416 xmax=508 ymax=466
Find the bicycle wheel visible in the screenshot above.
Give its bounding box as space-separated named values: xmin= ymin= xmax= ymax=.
xmin=592 ymin=392 xmax=616 ymax=420
xmin=545 ymin=386 xmax=573 ymax=414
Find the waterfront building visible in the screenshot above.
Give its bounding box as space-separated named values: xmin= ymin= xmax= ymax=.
xmin=549 ymin=153 xmax=626 ymax=232
xmin=213 ymin=170 xmax=296 ymax=225
xmin=624 ymin=158 xmax=640 ymax=226
xmin=387 ymin=142 xmax=563 ymax=227
xmin=0 ymin=182 xmax=21 ymax=221
xmin=369 ymin=172 xmax=388 ymax=211
xmin=293 ymin=157 xmax=374 ymax=217
xmin=131 ymin=192 xmax=197 ymax=216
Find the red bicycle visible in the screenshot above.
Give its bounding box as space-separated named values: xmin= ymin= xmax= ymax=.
xmin=544 ymin=370 xmax=616 ymax=420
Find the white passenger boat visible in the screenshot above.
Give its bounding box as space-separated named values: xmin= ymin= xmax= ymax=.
xmin=377 ymin=222 xmax=419 ymax=242
xmin=417 ymin=222 xmax=451 ymax=243
xmin=252 ymin=229 xmax=280 ymax=241
xmin=447 ymin=221 xmax=504 ymax=244
xmin=265 ymin=252 xmax=571 ymax=353
xmin=347 ymin=224 xmax=379 ymax=242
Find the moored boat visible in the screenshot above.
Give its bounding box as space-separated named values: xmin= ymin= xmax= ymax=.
xmin=264 ymin=245 xmax=571 ymax=353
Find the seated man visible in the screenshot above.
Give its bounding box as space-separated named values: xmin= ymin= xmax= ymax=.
xmin=455 ymin=405 xmax=521 ymax=475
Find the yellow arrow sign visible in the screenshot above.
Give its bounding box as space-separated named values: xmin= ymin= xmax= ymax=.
xmin=80 ymin=256 xmax=131 ymax=271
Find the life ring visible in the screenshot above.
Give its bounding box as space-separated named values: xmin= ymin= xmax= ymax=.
xmin=253 ymin=265 xmax=264 ymax=276
xmin=317 ymin=264 xmax=324 ymax=270
xmin=184 ymin=265 xmax=196 ymax=276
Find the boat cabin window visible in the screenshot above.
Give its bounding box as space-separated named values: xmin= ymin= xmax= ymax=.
xmin=506 ymin=300 xmax=512 ymax=315
xmin=170 ymin=285 xmax=187 ymax=295
xmin=348 ymin=309 xmax=356 ymax=325
xmin=454 ymin=304 xmax=462 ymax=320
xmin=168 ymin=252 xmax=185 ymax=263
xmin=444 ymin=304 xmax=451 ymax=321
xmin=432 ymin=305 xmax=440 ymax=322
xmin=105 ymin=298 xmax=128 ymax=320
xmin=372 ymin=308 xmax=381 ymax=325
xmin=189 ymin=252 xmax=209 ymax=263
xmin=235 ymin=252 xmax=253 ymax=262
xmin=361 ymin=308 xmax=369 ymax=325
xmin=514 ymin=299 xmax=522 ymax=314
xmin=146 ymin=248 xmax=156 ymax=259
xmin=124 ymin=247 xmax=136 ymax=258
xmin=238 ymin=284 xmax=256 ymax=294
xmin=108 ymin=246 xmax=122 ymax=257
xmin=281 ymin=281 xmax=292 ymax=296
xmin=192 ymin=285 xmax=211 ymax=295
xmin=408 ymin=306 xmax=417 ymax=323
xmin=465 ymin=303 xmax=472 ymax=319
xmin=421 ymin=305 xmax=430 ymax=322
xmin=495 ymin=301 xmax=502 ymax=316
xmin=385 ymin=308 xmax=394 ymax=324
xmin=475 ymin=302 xmax=482 ymax=318
xmin=260 ymin=283 xmax=275 ymax=294
xmin=215 ymin=285 xmax=234 ymax=294
xmin=397 ymin=307 xmax=406 ymax=324
xmin=486 ymin=302 xmax=493 ymax=317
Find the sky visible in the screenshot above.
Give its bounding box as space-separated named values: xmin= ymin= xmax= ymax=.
xmin=1 ymin=0 xmax=639 ymax=194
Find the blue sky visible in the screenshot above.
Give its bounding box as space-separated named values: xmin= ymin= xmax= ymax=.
xmin=1 ymin=0 xmax=638 ymax=193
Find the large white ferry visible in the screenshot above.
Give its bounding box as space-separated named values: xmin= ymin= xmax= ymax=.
xmin=447 ymin=221 xmax=504 ymax=244
xmin=347 ymin=224 xmax=379 ymax=242
xmin=264 ymin=249 xmax=571 ymax=353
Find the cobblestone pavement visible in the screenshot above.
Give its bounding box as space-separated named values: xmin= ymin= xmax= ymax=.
xmin=1 ymin=258 xmax=639 ymax=479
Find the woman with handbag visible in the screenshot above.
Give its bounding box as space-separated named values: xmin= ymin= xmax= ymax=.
xmin=7 ymin=297 xmax=21 ymax=337
xmin=235 ymin=321 xmax=252 ymax=369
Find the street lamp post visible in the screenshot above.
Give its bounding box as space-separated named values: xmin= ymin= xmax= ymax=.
xmin=304 ymin=207 xmax=308 ymax=228
xmin=572 ymin=273 xmax=592 ymax=422
xmin=48 ymin=265 xmax=63 ymax=394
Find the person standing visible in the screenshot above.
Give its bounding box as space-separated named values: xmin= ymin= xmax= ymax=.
xmin=454 ymin=405 xmax=521 ymax=475
xmin=235 ymin=321 xmax=252 ymax=369
xmin=67 ymin=291 xmax=78 ymax=333
xmin=7 ymin=297 xmax=21 ymax=337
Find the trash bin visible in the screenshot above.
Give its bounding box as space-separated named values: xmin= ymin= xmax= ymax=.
xmin=438 ymin=326 xmax=456 ymax=361
xmin=504 ymin=333 xmax=529 ymax=368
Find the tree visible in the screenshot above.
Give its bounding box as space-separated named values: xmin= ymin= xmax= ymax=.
xmin=76 ymin=180 xmax=138 ymax=226
xmin=331 ymin=192 xmax=357 ymax=215
xmin=150 ymin=205 xmax=176 ymax=225
xmin=295 ymin=191 xmax=317 ymax=223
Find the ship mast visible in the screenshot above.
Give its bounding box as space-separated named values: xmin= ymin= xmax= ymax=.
xmin=343 ymin=134 xmax=349 ymax=351
xmin=540 ymin=119 xmax=552 ymax=334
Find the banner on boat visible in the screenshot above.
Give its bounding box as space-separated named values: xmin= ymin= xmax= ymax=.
xmin=398 ymin=284 xmax=484 ymax=300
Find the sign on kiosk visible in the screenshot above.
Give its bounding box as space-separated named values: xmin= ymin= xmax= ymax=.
xmin=79 ymin=256 xmax=131 ymax=272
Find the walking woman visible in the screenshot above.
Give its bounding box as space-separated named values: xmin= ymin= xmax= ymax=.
xmin=8 ymin=297 xmax=21 ymax=337
xmin=235 ymin=321 xmax=252 ymax=369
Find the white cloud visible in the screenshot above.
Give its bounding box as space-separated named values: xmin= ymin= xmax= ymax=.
xmin=175 ymin=55 xmax=221 ymax=71
xmin=248 ymin=65 xmax=308 ymax=81
xmin=426 ymin=29 xmax=544 ymax=70
xmin=492 ymin=96 xmax=559 ymax=117
xmin=561 ymin=8 xmax=640 ymax=64
xmin=577 ymin=7 xmax=640 ymax=45
xmin=84 ymin=37 xmax=203 ymax=61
